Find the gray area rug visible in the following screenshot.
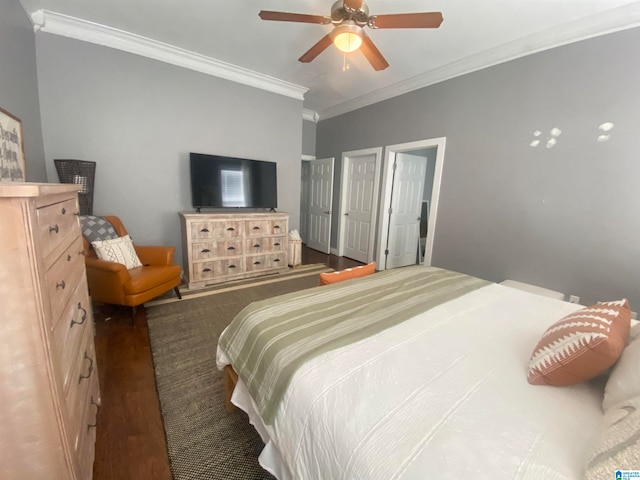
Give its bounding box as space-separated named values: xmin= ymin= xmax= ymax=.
xmin=146 ymin=266 xmax=329 ymax=480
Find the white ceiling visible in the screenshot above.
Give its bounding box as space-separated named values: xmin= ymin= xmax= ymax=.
xmin=18 ymin=0 xmax=640 ymax=119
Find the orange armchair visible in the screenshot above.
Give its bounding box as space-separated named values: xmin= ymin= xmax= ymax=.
xmin=82 ymin=215 xmax=182 ymax=323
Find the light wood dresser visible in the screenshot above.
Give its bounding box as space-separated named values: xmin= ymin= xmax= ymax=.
xmin=0 ymin=183 xmax=100 ymax=480
xmin=180 ymin=212 xmax=289 ymax=289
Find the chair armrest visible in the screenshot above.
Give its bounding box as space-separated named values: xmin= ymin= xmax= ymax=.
xmin=135 ymin=245 xmax=176 ymax=266
xmin=84 ymin=256 xmax=131 ymax=305
xmin=85 ymin=256 xmax=130 ymax=276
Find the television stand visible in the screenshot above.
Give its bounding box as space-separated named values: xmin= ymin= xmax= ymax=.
xmin=269 ymin=207 xmax=276 ymax=212
xmin=179 ymin=211 xmax=289 ymax=289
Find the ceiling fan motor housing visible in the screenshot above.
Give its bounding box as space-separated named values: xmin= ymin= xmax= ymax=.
xmin=331 ymin=0 xmax=369 ymax=25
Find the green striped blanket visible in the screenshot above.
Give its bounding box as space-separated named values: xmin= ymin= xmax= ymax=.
xmin=217 ymin=266 xmax=489 ymax=424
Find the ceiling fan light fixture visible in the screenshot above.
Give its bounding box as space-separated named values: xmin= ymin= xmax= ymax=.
xmin=331 ymin=21 xmax=363 ymax=53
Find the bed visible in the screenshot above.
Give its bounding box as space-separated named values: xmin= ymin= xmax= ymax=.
xmin=216 ymin=265 xmax=638 ymax=480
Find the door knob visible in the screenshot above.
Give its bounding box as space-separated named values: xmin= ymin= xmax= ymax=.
xmin=344 ymin=212 xmax=349 ymax=216
xmin=323 ymin=211 xmax=331 ymax=214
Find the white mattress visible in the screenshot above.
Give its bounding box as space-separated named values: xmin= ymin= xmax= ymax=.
xmin=217 ymin=283 xmax=605 ymax=480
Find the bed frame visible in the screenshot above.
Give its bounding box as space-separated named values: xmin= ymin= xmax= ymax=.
xmin=223 ymin=365 xmax=238 ymax=413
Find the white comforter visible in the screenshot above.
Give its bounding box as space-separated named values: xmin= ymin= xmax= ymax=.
xmin=217 ymin=282 xmax=605 ymax=480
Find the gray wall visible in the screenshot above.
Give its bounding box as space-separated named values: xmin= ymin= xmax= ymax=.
xmin=0 ymin=0 xmax=47 ymax=182
xmin=35 ymin=33 xmax=303 ymax=266
xmin=317 ymin=27 xmax=640 ymax=309
xmin=302 ymin=119 xmax=316 ymax=157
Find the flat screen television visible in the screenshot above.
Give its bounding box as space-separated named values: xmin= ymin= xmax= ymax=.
xmin=190 ymin=153 xmax=278 ymax=210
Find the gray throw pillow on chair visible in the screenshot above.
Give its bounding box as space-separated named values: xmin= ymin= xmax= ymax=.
xmin=80 ymin=215 xmax=119 ymax=243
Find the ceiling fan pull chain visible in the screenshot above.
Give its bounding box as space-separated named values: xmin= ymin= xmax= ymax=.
xmin=342 ymin=53 xmax=350 ymax=72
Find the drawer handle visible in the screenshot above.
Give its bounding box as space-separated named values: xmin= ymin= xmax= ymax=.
xmin=201 ymin=248 xmax=211 ymax=253
xmin=274 ymin=225 xmax=281 ymax=229
xmin=56 ymin=280 xmax=66 ymax=290
xmin=200 ymin=228 xmax=210 ymax=233
xmin=202 ymin=268 xmax=212 ymax=272
xmin=79 ymin=250 xmax=85 ymax=256
xmin=79 ymin=352 xmax=94 ymax=383
xmin=74 ymin=211 xmax=80 ymax=216
xmin=253 ymin=244 xmax=261 ymax=248
xmin=70 ymin=303 xmax=87 ymax=328
xmin=226 ymin=227 xmax=235 ymax=231
xmin=274 ymin=258 xmax=281 ymax=263
xmin=252 ymin=226 xmax=261 ymax=230
xmin=228 ymin=264 xmax=237 ymax=269
xmin=61 ymin=207 xmax=66 ymax=215
xmin=253 ymin=261 xmax=261 ymax=265
xmin=273 ymin=242 xmax=280 ymax=247
xmin=67 ymin=254 xmax=72 ymax=262
xmin=49 ymin=224 xmax=59 ymax=234
xmin=227 ymin=246 xmax=235 ymax=250
xmin=87 ymin=396 xmax=99 ymax=431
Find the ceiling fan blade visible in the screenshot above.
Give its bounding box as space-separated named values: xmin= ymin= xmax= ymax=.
xmin=369 ymin=12 xmax=444 ymax=29
xmin=299 ymin=34 xmax=333 ymax=63
xmin=259 ymin=10 xmax=330 ymax=25
xmin=360 ymin=36 xmax=389 ymax=71
xmin=344 ymin=0 xmax=364 ymax=11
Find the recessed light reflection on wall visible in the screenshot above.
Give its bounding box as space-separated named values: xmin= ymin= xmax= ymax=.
xmin=528 ymin=122 xmax=617 ymax=148
xmin=597 ymin=122 xmax=614 ymax=142
xmin=529 ymin=127 xmax=562 ymax=148
xmin=529 ymin=130 xmax=542 ymax=148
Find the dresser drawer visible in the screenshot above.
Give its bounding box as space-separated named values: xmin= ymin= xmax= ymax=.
xmin=245 ymin=219 xmax=285 ymax=236
xmin=190 ymin=221 xmax=244 ymax=239
xmin=245 ymin=253 xmax=286 ymax=272
xmin=37 ymin=196 xmax=79 ymax=262
xmin=192 ymin=239 xmax=243 ymax=260
xmin=269 ymin=219 xmax=286 ymax=235
xmin=245 ymin=236 xmax=286 ymax=253
xmin=51 ymin=276 xmax=91 ymax=396
xmin=245 ymin=219 xmax=270 ymax=237
xmin=45 ymin=236 xmax=85 ymax=325
xmin=65 ymin=327 xmax=97 ymax=439
xmin=245 ymin=219 xmax=286 ymax=236
xmin=192 ymin=258 xmax=245 ymax=281
xmin=74 ymin=368 xmax=99 ymax=479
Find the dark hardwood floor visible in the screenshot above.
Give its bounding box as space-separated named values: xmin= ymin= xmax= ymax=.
xmin=92 ymin=246 xmax=362 ymax=479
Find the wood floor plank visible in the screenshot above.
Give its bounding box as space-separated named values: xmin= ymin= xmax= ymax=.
xmin=93 ymin=307 xmax=172 ymax=480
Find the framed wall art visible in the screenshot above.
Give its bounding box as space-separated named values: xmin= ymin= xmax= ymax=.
xmin=0 ymin=107 xmax=26 ymax=182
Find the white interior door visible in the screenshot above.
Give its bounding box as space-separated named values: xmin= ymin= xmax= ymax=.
xmin=341 ymin=153 xmax=379 ymax=263
xmin=386 ymin=153 xmax=427 ymax=269
xmin=306 ymin=157 xmax=334 ymax=253
xmin=377 ymin=138 xmax=446 ymax=270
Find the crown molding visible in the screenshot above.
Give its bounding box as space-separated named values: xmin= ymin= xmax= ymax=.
xmin=27 ymin=4 xmax=640 ymax=121
xmin=318 ymin=2 xmax=640 ymax=120
xmin=302 ymin=109 xmax=319 ymax=123
xmin=30 ymin=9 xmax=308 ymax=101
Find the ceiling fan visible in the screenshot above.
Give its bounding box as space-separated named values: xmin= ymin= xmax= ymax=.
xmin=258 ymin=0 xmax=443 ymax=71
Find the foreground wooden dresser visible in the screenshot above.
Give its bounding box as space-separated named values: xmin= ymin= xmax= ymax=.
xmin=0 ymin=183 xmax=100 ymax=479
xmin=180 ymin=212 xmax=289 ymax=289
